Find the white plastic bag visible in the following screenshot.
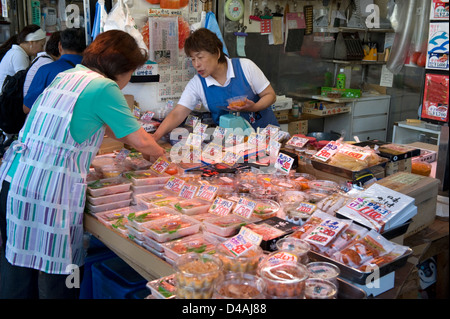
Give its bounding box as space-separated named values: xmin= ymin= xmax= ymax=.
xmin=103 ymin=0 xmax=147 ymax=53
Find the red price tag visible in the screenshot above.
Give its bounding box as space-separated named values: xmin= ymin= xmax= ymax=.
xmin=150 ymin=157 xmax=170 ymax=174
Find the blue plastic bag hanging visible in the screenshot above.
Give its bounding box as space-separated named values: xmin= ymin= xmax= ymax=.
xmin=204 ymin=11 xmax=229 ymax=56
xmin=91 ymin=0 xmax=108 ymax=40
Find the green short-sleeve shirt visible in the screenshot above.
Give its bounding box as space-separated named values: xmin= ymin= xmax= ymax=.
xmin=7 ymin=65 xmax=141 ymax=177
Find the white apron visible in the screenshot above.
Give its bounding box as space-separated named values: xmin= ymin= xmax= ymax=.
xmin=0 ymin=69 xmax=105 ymax=274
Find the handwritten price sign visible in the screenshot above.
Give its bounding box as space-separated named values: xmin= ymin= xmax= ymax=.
xmin=164 ymin=176 xmax=185 ymax=193
xmin=233 ymin=197 xmax=257 ymax=219
xmin=295 ymin=202 xmax=317 ymax=215
xmin=196 ymin=185 xmax=218 ymax=201
xmin=266 ymin=251 xmax=298 ymax=265
xmin=274 ymin=153 xmax=295 ymax=174
xmin=221 ymin=234 xmax=255 ymax=257
xmin=178 ymin=183 xmax=198 ymax=200
xmin=286 ymin=136 xmax=309 ymax=148
xmin=313 ymin=141 xmax=343 ymax=162
xmin=304 ymin=218 xmax=348 ymax=247
xmin=150 ymin=157 xmax=170 ymax=174
xmin=209 ymin=197 xmax=235 ymax=216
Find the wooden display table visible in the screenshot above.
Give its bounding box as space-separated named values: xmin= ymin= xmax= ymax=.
xmin=84 ymin=214 xmax=174 ymax=281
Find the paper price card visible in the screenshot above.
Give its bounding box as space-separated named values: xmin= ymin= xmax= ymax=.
xmin=209 ymin=197 xmax=235 ymax=216
xmin=274 ymin=152 xmax=295 ymax=174
xmin=346 ymin=198 xmax=392 ymax=230
xmin=232 ymin=197 xmax=257 ymax=219
xmin=212 ymin=126 xmax=227 ymax=141
xmin=185 ymin=133 xmax=202 ymax=149
xmin=295 ymin=202 xmax=317 ymax=215
xmin=286 ymin=136 xmax=309 ymax=148
xmin=339 ymin=145 xmax=371 ymax=161
xmin=304 ymin=219 xmax=348 ymax=247
xmin=267 ymin=139 xmax=281 ymax=156
xmin=193 ymin=122 xmax=208 ymax=137
xmin=140 ymin=111 xmax=155 ymax=123
xmin=238 ymin=226 xmax=263 ymax=246
xmin=224 ymin=134 xmax=244 ymax=146
xmin=221 ymin=234 xmax=255 ymax=257
xmin=196 ymin=184 xmax=218 ymax=201
xmin=260 ymin=124 xmax=280 ymax=137
xmin=178 ymin=183 xmax=198 ymax=200
xmin=164 ymin=176 xmax=185 ymax=194
xmin=222 ymin=151 xmax=241 ymax=166
xmin=150 ymin=157 xmax=170 ymax=174
xmin=202 ymin=143 xmax=223 ymax=161
xmin=313 ymin=141 xmax=343 ymax=162
xmin=266 ymin=251 xmax=298 ymax=265
xmin=247 ymin=133 xmax=267 ymax=147
xmin=185 ymin=115 xmax=199 ymax=127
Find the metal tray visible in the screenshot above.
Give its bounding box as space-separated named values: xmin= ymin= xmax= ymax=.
xmin=311 ymin=157 xmax=389 ymax=180
xmin=308 ymin=248 xmax=413 ymax=285
xmin=337 ymin=278 xmax=367 ymax=299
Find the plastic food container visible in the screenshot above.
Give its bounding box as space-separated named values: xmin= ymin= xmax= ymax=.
xmin=175 ymin=253 xmax=223 ymax=299
xmin=171 ymin=198 xmax=212 ymax=215
xmin=260 ymin=262 xmax=309 ymax=299
xmin=133 ymin=191 xmax=177 ymax=208
xmin=289 ymin=173 xmax=316 ymax=190
xmin=203 ymin=215 xmax=253 ymax=237
xmin=125 ymin=224 xmax=145 ymax=241
xmin=146 ymin=274 xmax=176 ymax=299
xmin=276 ymin=237 xmax=311 ymax=264
xmin=226 ymin=95 xmax=247 ymax=108
xmin=215 ymin=242 xmax=263 ymax=274
xmin=127 ymin=206 xmax=179 ymax=231
xmin=252 ymin=200 xmax=280 ymax=220
xmin=125 ymin=170 xmax=170 ymax=186
xmin=306 ymin=261 xmax=340 ymax=288
xmin=87 ymin=191 xmax=132 ymax=206
xmin=307 ymin=180 xmax=339 ymax=193
xmin=87 ymin=177 xmax=132 ymax=197
xmin=305 ymin=278 xmax=338 ymax=299
xmin=213 ymin=273 xmax=266 ymax=299
xmin=278 ymin=191 xmax=308 ymax=208
xmin=131 ymin=184 xmax=167 ymax=196
xmin=95 ymin=206 xmax=136 ymax=225
xmin=87 ymin=199 xmax=132 ymax=213
xmin=162 ymin=233 xmax=218 ymax=260
xmin=142 ymin=215 xmax=201 ymax=243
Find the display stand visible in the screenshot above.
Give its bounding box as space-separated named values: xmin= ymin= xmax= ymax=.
xmin=393 ymin=121 xmax=442 ymax=145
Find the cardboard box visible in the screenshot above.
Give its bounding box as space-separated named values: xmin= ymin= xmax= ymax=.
xmin=303 ymin=105 xmax=351 ymax=116
xmin=274 ymin=109 xmax=290 ymax=122
xmin=376 ymin=172 xmax=440 ymax=237
xmin=288 ymin=120 xmax=308 ymax=136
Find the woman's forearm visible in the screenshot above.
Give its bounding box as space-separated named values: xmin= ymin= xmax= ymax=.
xmin=153 ymin=104 xmax=192 ymax=141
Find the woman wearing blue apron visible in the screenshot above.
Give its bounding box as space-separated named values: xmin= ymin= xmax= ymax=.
xmin=153 ymin=28 xmax=279 ymax=141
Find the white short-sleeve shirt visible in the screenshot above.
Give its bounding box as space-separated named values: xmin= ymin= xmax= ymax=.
xmin=177 ymin=57 xmax=270 ymax=111
xmin=0 ymin=45 xmax=30 ymax=87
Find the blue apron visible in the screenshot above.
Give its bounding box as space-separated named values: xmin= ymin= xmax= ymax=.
xmin=199 ymin=59 xmax=279 ymax=130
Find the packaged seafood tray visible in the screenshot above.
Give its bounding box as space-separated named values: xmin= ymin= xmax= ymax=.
xmin=142 ymin=234 xmax=167 ymax=253
xmin=87 ymin=191 xmax=132 ymax=206
xmin=171 ymin=198 xmax=212 ymax=215
xmin=142 ymin=242 xmax=166 ymax=258
xmin=131 ymin=184 xmax=166 ymax=196
xmin=125 ymin=224 xmax=146 ymax=241
xmin=86 ymin=199 xmax=132 ymax=213
xmin=162 ymin=233 xmax=219 ymax=261
xmin=142 ymin=215 xmax=202 ymax=243
xmin=133 ymin=190 xmax=177 ymax=207
xmin=124 ymin=170 xmax=170 ymax=186
xmin=146 ymin=274 xmax=177 ymax=299
xmin=95 ymin=206 xmax=136 ymax=229
xmin=127 ymin=206 xmax=179 ymax=231
xmin=190 ymin=212 xmax=219 ymax=224
xmin=87 ymin=177 xmax=132 ymax=197
xmin=311 ymin=158 xmax=389 ymax=180
xmin=203 ymin=214 xmax=258 ymax=237
xmin=136 ymin=194 xmax=180 ymax=208
xmin=307 ymin=248 xmax=413 ymax=285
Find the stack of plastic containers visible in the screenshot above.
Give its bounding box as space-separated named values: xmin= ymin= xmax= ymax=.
xmin=127 ymin=170 xmax=171 ymax=200
xmin=86 ymin=177 xmax=133 ymax=213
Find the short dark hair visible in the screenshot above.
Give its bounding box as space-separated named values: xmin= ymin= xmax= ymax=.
xmin=184 ymin=28 xmax=227 ymax=64
xmin=81 ymin=30 xmax=148 ymax=81
xmin=60 ymin=28 xmax=86 ymax=53
xmin=45 ymin=31 xmax=61 ymax=57
xmin=17 ymin=24 xmax=41 ymax=44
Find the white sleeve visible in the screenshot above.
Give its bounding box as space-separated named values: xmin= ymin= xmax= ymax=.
xmin=11 ymin=50 xmax=30 ymax=73
xmin=239 ymin=58 xmax=271 ymax=95
xmin=177 ymin=76 xmax=208 ymax=111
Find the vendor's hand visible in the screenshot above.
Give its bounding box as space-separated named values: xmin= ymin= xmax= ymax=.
xmin=227 ymin=98 xmax=255 ymax=112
